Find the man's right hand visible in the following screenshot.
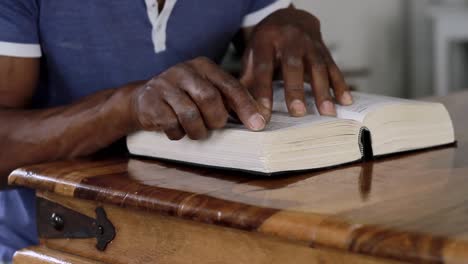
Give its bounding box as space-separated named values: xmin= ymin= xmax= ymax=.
xmin=129 ymin=57 xmax=266 ymax=140
xmin=0 ymin=56 xmax=265 ymax=183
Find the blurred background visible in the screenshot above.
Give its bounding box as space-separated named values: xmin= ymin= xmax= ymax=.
xmin=223 ymin=0 xmax=468 ymax=98
xmin=294 ymin=0 xmax=468 ymax=98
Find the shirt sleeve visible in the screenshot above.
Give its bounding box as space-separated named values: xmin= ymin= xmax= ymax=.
xmin=242 ymin=0 xmax=292 ymax=28
xmin=0 ymin=0 xmax=41 ymax=58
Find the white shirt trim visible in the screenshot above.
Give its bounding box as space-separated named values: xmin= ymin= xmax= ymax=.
xmin=0 ymin=41 xmax=41 ymax=58
xmin=242 ymin=0 xmax=292 ymax=28
xmin=145 ymin=0 xmax=178 ymax=53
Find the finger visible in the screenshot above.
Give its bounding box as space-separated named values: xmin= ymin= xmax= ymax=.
xmin=188 ymin=57 xmax=266 ymax=131
xmin=251 ymin=42 xmax=275 ymax=120
xmin=164 ymin=125 xmax=186 ymax=140
xmin=240 ymin=49 xmax=254 ymax=89
xmin=162 ymin=80 xmax=208 ymax=140
xmin=281 ymin=50 xmax=307 ymax=117
xmin=140 ymin=81 xmax=187 ymax=140
xmin=178 ymin=64 xmax=228 ymax=130
xmin=153 ymin=99 xmax=185 ymax=140
xmin=161 ymin=105 xmax=186 ymax=141
xmin=132 ymin=84 xmax=181 ymax=136
xmin=323 ymin=46 xmax=353 ymax=105
xmin=140 ymin=90 xmax=186 ymax=140
xmin=307 ymin=44 xmax=336 ymax=116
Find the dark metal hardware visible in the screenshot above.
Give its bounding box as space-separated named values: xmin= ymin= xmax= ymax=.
xmin=37 ymin=197 xmax=116 ymax=251
xmin=50 ymin=212 xmax=64 ymax=231
xmin=94 ymin=207 xmax=115 ymax=251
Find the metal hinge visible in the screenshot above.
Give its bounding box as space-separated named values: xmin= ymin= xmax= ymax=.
xmin=37 ymin=197 xmax=116 ymax=251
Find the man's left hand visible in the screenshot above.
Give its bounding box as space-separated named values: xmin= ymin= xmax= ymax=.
xmin=241 ymin=8 xmax=353 ymax=120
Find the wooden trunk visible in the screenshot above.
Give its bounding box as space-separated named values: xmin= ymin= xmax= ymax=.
xmin=14 ymin=191 xmax=401 ymax=264
xmin=9 ymin=91 xmax=468 ymax=263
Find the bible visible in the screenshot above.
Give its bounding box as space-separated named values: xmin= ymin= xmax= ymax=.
xmin=127 ymin=83 xmax=455 ymax=174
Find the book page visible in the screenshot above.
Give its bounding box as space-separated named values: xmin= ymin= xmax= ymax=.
xmin=228 ymin=82 xmax=424 ymax=132
xmin=266 ymin=113 xmax=337 ymax=131
xmin=272 ymin=82 xmax=419 ymax=123
xmin=220 ymin=82 xmax=341 ymax=132
xmin=226 ymin=113 xmax=337 ymax=132
xmin=335 ymin=92 xmax=414 ymax=122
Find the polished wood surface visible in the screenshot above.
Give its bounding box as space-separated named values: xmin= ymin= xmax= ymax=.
xmin=37 ymin=192 xmax=403 ymax=264
xmin=13 ymin=246 xmax=104 ymax=264
xmin=9 ymin=91 xmax=468 ymax=263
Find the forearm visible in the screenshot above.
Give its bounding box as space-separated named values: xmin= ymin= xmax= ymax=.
xmin=0 ymin=83 xmax=138 ymax=183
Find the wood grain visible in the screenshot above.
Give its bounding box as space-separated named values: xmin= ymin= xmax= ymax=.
xmin=38 ymin=192 xmax=404 ymax=264
xmin=13 ymin=246 xmax=105 ymax=264
xmin=9 ymin=91 xmax=468 ymax=263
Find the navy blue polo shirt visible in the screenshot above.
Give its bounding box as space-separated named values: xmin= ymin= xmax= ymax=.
xmin=0 ymin=0 xmax=291 ymax=261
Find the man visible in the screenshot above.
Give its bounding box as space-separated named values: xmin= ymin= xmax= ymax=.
xmin=0 ymin=0 xmax=353 ymax=261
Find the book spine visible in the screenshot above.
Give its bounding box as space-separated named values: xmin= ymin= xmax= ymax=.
xmin=359 ymin=127 xmax=374 ymax=161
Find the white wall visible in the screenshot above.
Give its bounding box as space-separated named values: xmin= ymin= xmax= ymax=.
xmin=293 ymin=0 xmax=406 ymax=97
xmin=408 ymin=0 xmax=433 ymax=98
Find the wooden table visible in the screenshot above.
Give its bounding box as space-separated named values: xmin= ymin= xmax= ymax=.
xmin=8 ymin=91 xmax=468 ymax=264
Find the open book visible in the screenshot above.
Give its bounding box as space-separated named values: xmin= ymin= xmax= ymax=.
xmin=127 ymin=83 xmax=455 ymax=174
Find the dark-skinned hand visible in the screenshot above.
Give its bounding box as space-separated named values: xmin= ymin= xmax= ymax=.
xmin=241 ymin=8 xmax=353 ymax=120
xmin=131 ymin=57 xmax=266 ymax=140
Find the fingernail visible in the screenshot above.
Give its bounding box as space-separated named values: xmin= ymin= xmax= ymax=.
xmin=320 ymin=100 xmax=337 ymax=116
xmin=259 ymin=98 xmax=271 ymax=110
xmin=290 ymin=100 xmax=307 ymax=116
xmin=258 ymin=99 xmax=272 ymax=123
xmin=341 ymin=91 xmax=353 ymax=105
xmin=248 ymin=113 xmax=266 ymax=131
